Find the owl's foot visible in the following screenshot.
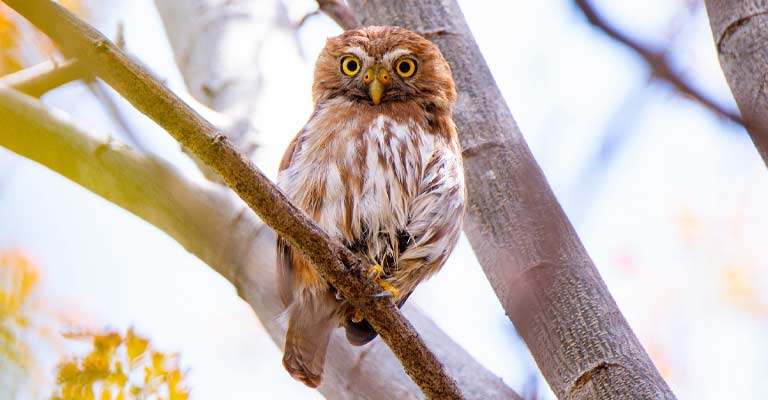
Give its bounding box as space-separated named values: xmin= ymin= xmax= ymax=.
xmin=349 ymin=264 xmax=400 ymax=323
xmin=367 ymin=264 xmax=400 ymax=299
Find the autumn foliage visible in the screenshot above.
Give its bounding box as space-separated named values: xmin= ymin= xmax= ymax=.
xmin=51 ymin=329 xmax=189 ymax=400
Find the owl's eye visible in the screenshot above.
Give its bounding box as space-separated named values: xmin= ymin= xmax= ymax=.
xmin=341 ymin=56 xmax=361 ymax=76
xmin=395 ymin=58 xmax=417 ymax=78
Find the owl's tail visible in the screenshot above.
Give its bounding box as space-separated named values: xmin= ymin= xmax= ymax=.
xmin=282 ymin=294 xmax=336 ymax=388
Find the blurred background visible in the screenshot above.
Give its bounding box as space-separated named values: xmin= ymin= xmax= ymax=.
xmin=1 ymin=0 xmax=767 ymax=398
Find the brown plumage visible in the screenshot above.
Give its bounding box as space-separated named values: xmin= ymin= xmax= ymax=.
xmin=276 ymin=26 xmax=465 ymax=388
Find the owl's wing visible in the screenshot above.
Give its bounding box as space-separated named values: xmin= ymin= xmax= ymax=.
xmin=276 ymin=132 xmax=303 ymax=306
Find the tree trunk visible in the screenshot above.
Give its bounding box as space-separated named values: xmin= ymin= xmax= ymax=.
xmin=348 ymin=1 xmax=676 ymax=398
xmin=704 ymin=0 xmax=768 ymax=167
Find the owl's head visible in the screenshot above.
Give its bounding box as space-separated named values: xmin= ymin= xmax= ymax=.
xmin=312 ymin=26 xmax=456 ymax=111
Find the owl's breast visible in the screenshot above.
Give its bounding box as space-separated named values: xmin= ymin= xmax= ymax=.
xmin=278 ymin=112 xmax=435 ymax=265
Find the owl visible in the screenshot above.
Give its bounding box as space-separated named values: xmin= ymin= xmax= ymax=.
xmin=276 ymin=26 xmax=465 ymax=388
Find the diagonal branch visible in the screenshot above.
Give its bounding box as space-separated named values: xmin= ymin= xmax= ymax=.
xmin=1 ymin=0 xmax=461 ymax=397
xmin=348 ymin=1 xmax=677 ymax=398
xmin=574 ymin=0 xmax=743 ymax=126
xmin=0 ymin=86 xmax=519 ymax=399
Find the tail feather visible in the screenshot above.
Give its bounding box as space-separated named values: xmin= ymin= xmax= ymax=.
xmin=283 ymin=294 xmax=336 ymax=388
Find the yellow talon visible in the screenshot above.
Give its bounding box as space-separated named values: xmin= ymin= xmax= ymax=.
xmin=367 ymin=264 xmax=384 ymax=280
xmin=377 ymin=280 xmax=400 ymax=298
xmin=367 ymin=264 xmax=400 ymax=298
xmin=352 ymin=309 xmax=364 ymax=323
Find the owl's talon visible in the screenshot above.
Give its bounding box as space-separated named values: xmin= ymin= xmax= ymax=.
xmin=370 ymin=278 xmax=400 ymax=299
xmin=367 ymin=264 xmax=383 ymax=280
xmin=371 ymin=290 xmax=395 ymax=298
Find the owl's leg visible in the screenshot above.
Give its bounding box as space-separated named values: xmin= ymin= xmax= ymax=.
xmin=367 ymin=264 xmax=400 ymax=298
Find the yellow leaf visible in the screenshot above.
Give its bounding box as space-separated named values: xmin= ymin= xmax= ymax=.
xmin=126 ymin=328 xmax=149 ymax=363
xmin=55 ymin=328 xmax=190 ymax=399
xmin=56 ymin=361 xmax=80 ymax=384
xmin=83 ymin=384 xmax=95 ymax=400
xmin=94 ymin=332 xmax=121 ymax=353
xmin=151 ymin=352 xmax=165 ymax=374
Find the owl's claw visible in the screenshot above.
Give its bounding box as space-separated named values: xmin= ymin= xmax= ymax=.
xmin=350 ymin=264 xmax=401 ymax=323
xmin=367 ymin=263 xmax=383 ymax=280
xmin=367 ymin=264 xmax=400 ymax=299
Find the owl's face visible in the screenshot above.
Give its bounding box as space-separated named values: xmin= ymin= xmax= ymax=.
xmin=312 ymin=26 xmax=456 ymax=110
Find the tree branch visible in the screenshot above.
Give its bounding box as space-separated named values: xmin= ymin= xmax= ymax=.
xmin=0 ymin=86 xmax=519 ymax=399
xmin=348 ymin=1 xmax=677 ymax=399
xmin=153 ymin=1 xmax=519 ymax=397
xmin=703 ymin=0 xmax=768 ymax=167
xmin=317 ymin=0 xmax=360 ymax=30
xmin=2 ymin=0 xmax=462 ymax=397
xmin=573 ymin=0 xmax=743 ymax=126
xmin=0 ymin=58 xmax=84 ymax=97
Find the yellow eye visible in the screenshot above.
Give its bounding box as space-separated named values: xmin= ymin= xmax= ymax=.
xmin=395 ymin=58 xmax=416 ymax=78
xmin=341 ymin=56 xmax=361 ymax=76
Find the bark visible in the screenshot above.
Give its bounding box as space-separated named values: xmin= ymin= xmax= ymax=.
xmin=0 ymin=86 xmax=519 ymax=399
xmin=348 ymin=1 xmax=676 ymax=399
xmin=704 ymin=0 xmax=768 ymax=166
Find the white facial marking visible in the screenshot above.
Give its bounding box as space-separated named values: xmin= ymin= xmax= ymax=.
xmin=383 ymin=48 xmax=413 ymax=66
xmin=344 ymin=46 xmax=373 ymax=68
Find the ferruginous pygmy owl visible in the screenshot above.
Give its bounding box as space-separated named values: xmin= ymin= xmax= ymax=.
xmin=276 ymin=26 xmax=465 ymax=388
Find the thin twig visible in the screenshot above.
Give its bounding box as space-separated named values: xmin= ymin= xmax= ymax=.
xmin=0 ymin=58 xmax=83 ymax=97
xmin=317 ymin=0 xmax=359 ymax=30
xmin=2 ymin=0 xmax=462 ymax=397
xmin=573 ymin=0 xmax=744 ymax=125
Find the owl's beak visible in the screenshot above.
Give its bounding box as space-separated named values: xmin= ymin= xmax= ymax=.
xmin=363 ymin=67 xmax=390 ymax=105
